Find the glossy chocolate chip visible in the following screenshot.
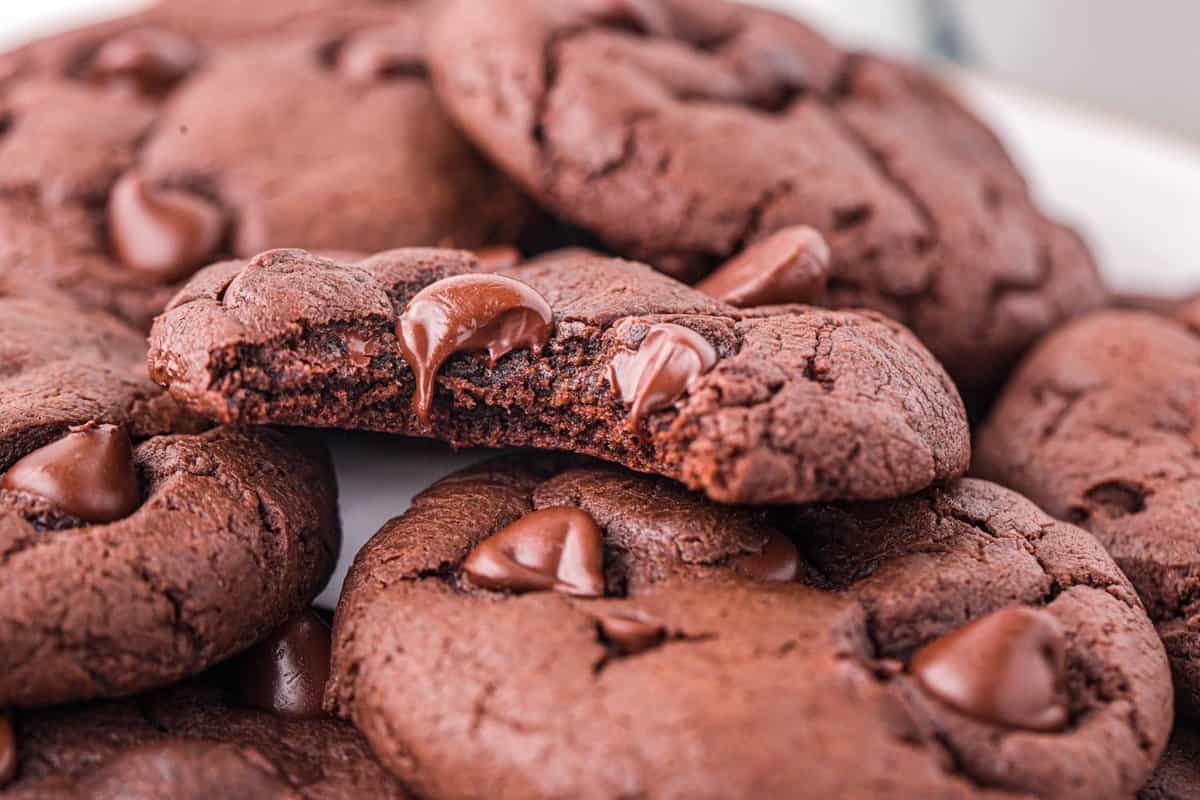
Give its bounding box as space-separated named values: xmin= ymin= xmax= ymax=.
xmin=0 ymin=712 xmax=14 ymax=787
xmin=1 ymin=423 xmax=139 ymax=524
xmin=696 ymin=226 xmax=831 ymax=308
xmin=909 ymin=607 xmax=1068 ymax=731
xmin=472 ymin=245 xmax=523 ymax=273
xmin=107 ymin=172 xmax=225 ymax=284
xmin=337 ymin=32 xmax=426 ymax=82
xmin=596 ymin=612 xmax=666 ymax=655
xmin=608 ymin=323 xmax=717 ymax=425
xmin=237 ymin=610 xmax=332 ymax=720
xmin=731 ymin=531 xmax=800 ymax=582
xmin=463 ymin=507 xmax=605 ymax=597
xmin=396 ymin=274 xmax=554 ymax=424
xmin=87 ymin=28 xmax=200 ymax=95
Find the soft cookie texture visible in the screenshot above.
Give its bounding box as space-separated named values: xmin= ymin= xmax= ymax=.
xmin=0 ymin=1 xmax=529 ymax=327
xmin=0 ymin=286 xmax=340 ymax=707
xmin=1 ymin=672 xmax=408 ymax=798
xmin=149 ymin=247 xmax=970 ymax=506
xmin=327 ymin=457 xmax=1171 ymax=800
xmin=977 ymin=301 xmax=1200 ymax=716
xmin=425 ymin=0 xmax=1107 ymax=400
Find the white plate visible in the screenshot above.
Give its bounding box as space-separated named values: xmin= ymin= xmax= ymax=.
xmin=3 ymin=3 xmax=1199 ymax=606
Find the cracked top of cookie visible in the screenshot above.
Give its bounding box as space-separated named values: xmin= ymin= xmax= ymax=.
xmin=0 ymin=0 xmax=530 ymax=328
xmin=424 ymin=0 xmax=1107 ymax=400
xmin=977 ymin=302 xmax=1200 ymax=714
xmin=2 ymin=670 xmax=408 ymax=799
xmin=327 ymin=457 xmax=1171 ymax=800
xmin=150 ymin=247 xmax=969 ymax=505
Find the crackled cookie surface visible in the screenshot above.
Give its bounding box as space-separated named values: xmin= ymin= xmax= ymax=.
xmin=1 ymin=618 xmax=407 ymax=798
xmin=0 ymin=1 xmax=529 ymax=327
xmin=327 ymin=457 xmax=1171 ymax=800
xmin=425 ymin=0 xmax=1106 ymax=399
xmin=150 ymin=247 xmax=969 ymax=505
xmin=0 ymin=288 xmax=340 ymax=707
xmin=977 ymin=301 xmax=1200 ymax=715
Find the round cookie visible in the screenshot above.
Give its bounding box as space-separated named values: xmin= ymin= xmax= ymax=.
xmin=977 ymin=300 xmax=1200 ymax=715
xmin=328 ymin=457 xmax=1171 ymax=799
xmin=149 ymin=247 xmax=970 ymax=506
xmin=0 ymin=1 xmax=530 ymax=327
xmin=0 ymin=287 xmax=340 ymax=707
xmin=0 ymin=612 xmax=408 ymax=798
xmin=425 ymin=0 xmax=1107 ymax=400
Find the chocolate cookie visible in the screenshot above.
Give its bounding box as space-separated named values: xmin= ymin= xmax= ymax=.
xmin=1140 ymin=724 xmax=1200 ymax=800
xmin=1 ymin=610 xmax=408 ymax=798
xmin=327 ymin=457 xmax=1171 ymax=799
xmin=0 ymin=1 xmax=529 ymax=327
xmin=424 ymin=0 xmax=1107 ymax=399
xmin=0 ymin=288 xmax=340 ymax=707
xmin=977 ymin=301 xmax=1200 ymax=715
xmin=149 ymin=247 xmax=970 ymax=506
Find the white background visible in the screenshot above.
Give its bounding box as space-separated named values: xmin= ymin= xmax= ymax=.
xmin=4 ymin=2 xmax=1200 ymax=604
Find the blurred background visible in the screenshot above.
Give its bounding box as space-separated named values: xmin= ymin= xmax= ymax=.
xmin=3 ymin=0 xmax=1199 ymax=295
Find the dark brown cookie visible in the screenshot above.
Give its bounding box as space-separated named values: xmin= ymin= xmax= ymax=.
xmin=0 ymin=287 xmax=340 ymax=707
xmin=0 ymin=2 xmax=530 ymax=328
xmin=1 ymin=613 xmax=408 ymax=798
xmin=149 ymin=247 xmax=969 ymax=506
xmin=424 ymin=0 xmax=1107 ymax=401
xmin=327 ymin=457 xmax=1171 ymax=799
xmin=1140 ymin=723 xmax=1200 ymax=800
xmin=977 ymin=301 xmax=1200 ymax=716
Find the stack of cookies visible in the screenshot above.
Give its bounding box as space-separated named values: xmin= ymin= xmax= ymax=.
xmin=0 ymin=0 xmax=1193 ymax=797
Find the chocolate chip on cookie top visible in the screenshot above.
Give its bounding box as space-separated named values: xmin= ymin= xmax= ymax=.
xmin=236 ymin=609 xmax=333 ymax=720
xmin=0 ymin=3 xmax=531 ymax=328
xmin=1 ymin=423 xmax=139 ymax=525
xmin=426 ymin=0 xmax=1106 ymax=401
xmin=977 ymin=302 xmax=1200 ymax=715
xmin=328 ymin=458 xmax=1170 ymax=799
xmin=150 ymin=247 xmax=970 ymax=506
xmin=696 ymin=225 xmax=831 ymax=308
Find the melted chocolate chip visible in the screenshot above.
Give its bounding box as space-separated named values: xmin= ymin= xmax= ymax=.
xmin=87 ymin=28 xmax=200 ymax=95
xmin=0 ymin=712 xmax=14 ymax=787
xmin=346 ymin=335 xmax=380 ymax=368
xmin=731 ymin=531 xmax=800 ymax=582
xmin=696 ymin=226 xmax=831 ymax=308
xmin=337 ymin=32 xmax=426 ymax=82
xmin=107 ymin=172 xmax=225 ymax=284
xmin=596 ymin=612 xmax=665 ymax=655
xmin=238 ymin=610 xmax=332 ymax=719
xmin=463 ymin=507 xmax=605 ymax=597
xmin=396 ymin=274 xmax=554 ymax=424
xmin=909 ymin=607 xmax=1068 ymax=732
xmin=1 ymin=423 xmax=139 ymax=524
xmin=608 ymin=323 xmax=717 ymax=425
xmin=472 ymin=245 xmax=523 ymax=272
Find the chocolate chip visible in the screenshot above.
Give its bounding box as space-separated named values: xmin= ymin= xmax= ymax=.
xmin=0 ymin=712 xmax=14 ymax=787
xmin=909 ymin=607 xmax=1068 ymax=731
xmin=472 ymin=245 xmax=523 ymax=273
xmin=237 ymin=610 xmax=332 ymax=719
xmin=107 ymin=172 xmax=225 ymax=284
xmin=345 ymin=334 xmax=380 ymax=368
xmin=1 ymin=423 xmax=139 ymax=524
xmin=595 ymin=611 xmax=665 ymax=655
xmin=396 ymin=274 xmax=554 ymax=424
xmin=463 ymin=507 xmax=605 ymax=597
xmin=731 ymin=531 xmax=800 ymax=582
xmin=337 ymin=32 xmax=427 ymax=82
xmin=86 ymin=28 xmax=200 ymax=95
xmin=608 ymin=323 xmax=717 ymax=425
xmin=696 ymin=226 xmax=831 ymax=308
